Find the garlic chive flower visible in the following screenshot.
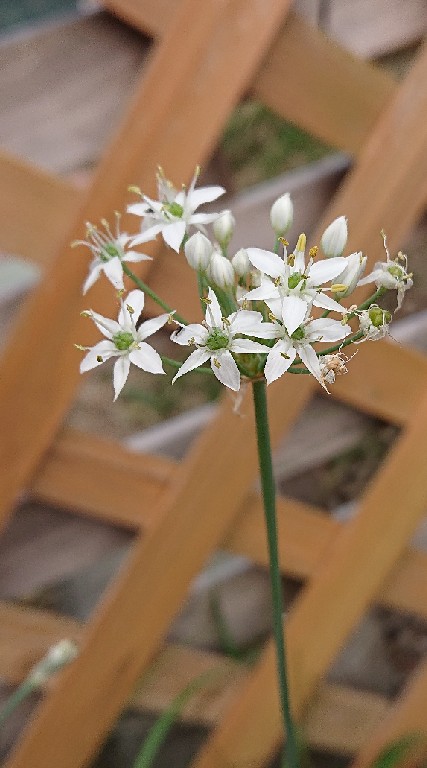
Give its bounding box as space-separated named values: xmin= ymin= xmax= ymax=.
xmin=270 ymin=193 xmax=293 ymax=236
xmin=74 ymin=219 xmax=152 ymax=295
xmin=357 ymin=234 xmax=412 ymax=310
xmin=261 ymin=314 xmax=351 ymax=389
xmin=80 ymin=290 xmax=171 ymax=400
xmin=321 ymin=216 xmax=348 ymax=258
xmin=171 ymin=288 xmax=271 ymax=391
xmin=243 ymin=235 xmax=347 ymax=335
xmin=129 ymin=167 xmax=225 ymax=253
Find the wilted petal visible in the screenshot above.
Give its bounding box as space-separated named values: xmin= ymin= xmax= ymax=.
xmin=172 ymin=348 xmax=211 ymax=382
xmin=113 ymin=356 xmax=130 ymax=400
xmin=129 ymin=343 xmax=165 ymax=374
xmin=264 ymin=341 xmax=296 ymax=384
xmin=281 ymin=295 xmax=308 ymax=335
xmin=162 ymin=221 xmax=186 ymax=252
xmin=246 ymin=248 xmax=285 ymax=279
xmin=211 ymin=350 xmax=240 ymax=391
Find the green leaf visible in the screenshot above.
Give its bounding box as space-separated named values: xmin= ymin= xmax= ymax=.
xmin=369 ymin=733 xmax=423 ymax=768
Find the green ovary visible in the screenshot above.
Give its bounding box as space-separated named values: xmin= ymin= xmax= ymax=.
xmin=291 ymin=327 xmax=305 ymax=341
xmin=100 ymin=243 xmax=121 ymax=262
xmin=369 ymin=307 xmax=391 ymax=327
xmin=113 ymin=331 xmax=134 ymax=351
xmin=164 ymin=202 xmax=184 ymax=218
xmin=206 ymin=329 xmax=229 ymax=351
xmin=387 ymin=265 xmax=403 ymax=279
xmin=287 ymin=272 xmax=303 ymax=289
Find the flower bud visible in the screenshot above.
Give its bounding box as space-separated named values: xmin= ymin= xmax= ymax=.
xmin=184 ymin=232 xmax=213 ymax=270
xmin=321 ymin=216 xmax=348 ymax=257
xmin=208 ymin=250 xmax=235 ymax=289
xmin=270 ymin=193 xmax=293 ymax=235
xmin=213 ymin=210 xmax=235 ymax=247
xmin=331 ymin=252 xmax=367 ymax=298
xmin=29 ymin=640 xmax=78 ymax=686
xmin=232 ymin=248 xmax=250 ymax=278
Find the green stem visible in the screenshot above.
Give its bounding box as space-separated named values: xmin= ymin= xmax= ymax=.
xmin=0 ymin=680 xmax=36 ymax=727
xmin=252 ymin=380 xmax=299 ymax=768
xmin=123 ymin=264 xmax=188 ymax=326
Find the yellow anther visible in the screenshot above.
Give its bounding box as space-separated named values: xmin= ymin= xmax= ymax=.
xmin=222 ymin=316 xmax=231 ymax=326
xmin=241 ymin=299 xmax=250 ymax=310
xmin=287 ymin=253 xmax=295 ymax=266
xmin=278 ymin=237 xmax=289 ymax=247
xmin=331 ymin=283 xmax=348 ymax=293
xmin=268 ymin=312 xmax=277 ymax=322
xmin=213 ymin=357 xmax=221 ymax=369
xmin=296 ymin=233 xmax=306 ymax=252
xmin=96 ymin=355 xmax=103 ymax=363
xmin=188 ymin=337 xmax=195 ymax=345
xmin=202 ymin=296 xmax=211 ymax=305
xmin=309 ymin=246 xmax=318 ymax=258
xmin=126 ymin=304 xmax=135 ymax=314
xmin=273 ymin=276 xmax=282 ymax=287
xmin=280 ymin=352 xmax=290 ymax=359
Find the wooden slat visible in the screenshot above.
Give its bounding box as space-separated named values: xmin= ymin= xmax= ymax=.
xmin=353 ymin=658 xmax=427 ymax=768
xmin=105 ymin=2 xmax=396 ymax=154
xmin=190 ymin=42 xmax=427 ymax=768
xmin=0 ymin=601 xmax=390 ymax=749
xmin=0 ymin=152 xmax=80 ymax=267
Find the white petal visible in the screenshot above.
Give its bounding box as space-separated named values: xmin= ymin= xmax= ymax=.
xmin=228 ymin=310 xmax=264 ymax=334
xmin=243 ymin=278 xmax=277 ymax=302
xmin=130 ymin=224 xmax=163 ymax=246
xmin=123 ymin=289 xmax=145 ymax=320
xmin=313 ymin=293 xmax=346 ymax=313
xmin=357 ymin=270 xmax=381 ymax=286
xmin=189 ymin=212 xmax=221 ymax=225
xmin=80 ymin=341 xmax=117 ymax=372
xmin=113 ymin=356 xmax=130 ymax=400
xmin=102 ymin=257 xmax=125 ymax=290
xmin=281 ymin=295 xmax=309 ymax=335
xmin=127 ymin=202 xmax=151 ymax=217
xmin=162 ymin=221 xmax=186 ymax=252
xmin=171 ymin=323 xmax=208 ymax=346
xmin=188 ymin=186 xmax=225 ymax=211
xmin=172 ymin=348 xmax=211 ymax=382
xmin=264 ymin=341 xmax=296 ymax=385
xmin=206 ymin=288 xmax=223 ymax=326
xmin=129 ymin=343 xmax=165 ymax=374
xmin=231 ymin=339 xmax=269 ymax=353
xmin=88 ymin=311 xmax=121 ymax=339
xmin=265 ymin=297 xmax=283 ymax=320
xmin=298 ymin=344 xmax=324 ymax=386
xmin=306 ymin=318 xmax=350 ymax=343
xmin=211 ymin=350 xmax=240 ymax=391
xmin=246 ymin=248 xmax=286 ymax=279
xmin=123 ymin=251 xmax=152 ymax=263
xmin=83 ymin=262 xmax=103 ymax=294
xmin=138 ymin=312 xmax=170 ymax=340
xmin=308 ymin=257 xmax=347 ymax=285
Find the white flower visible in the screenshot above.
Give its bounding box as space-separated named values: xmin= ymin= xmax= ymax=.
xmin=73 ymin=219 xmax=152 ymax=295
xmin=80 ymin=290 xmax=170 ymax=399
xmin=171 ymin=288 xmax=271 ymax=391
xmin=243 ymin=235 xmax=347 ymax=335
xmin=262 ymin=315 xmax=351 ymax=389
xmin=330 ymin=251 xmax=367 ymax=299
xmin=232 ymin=248 xmax=251 ymax=278
xmin=208 ymin=249 xmax=235 ymax=289
xmin=29 ymin=640 xmax=78 ymax=686
xmin=213 ymin=210 xmax=235 ymax=247
xmin=270 ymin=193 xmax=293 ymax=236
xmin=129 ymin=167 xmax=225 ymax=253
xmin=185 ymin=232 xmax=213 ymax=271
xmin=357 ymin=305 xmax=391 ymax=341
xmin=357 ymin=235 xmax=412 ymax=310
xmin=321 ymin=216 xmax=348 ymax=257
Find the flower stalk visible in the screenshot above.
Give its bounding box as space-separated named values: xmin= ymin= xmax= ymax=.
xmin=252 ymin=379 xmax=299 ymax=768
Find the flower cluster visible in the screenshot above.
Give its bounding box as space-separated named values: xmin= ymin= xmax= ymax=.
xmin=76 ymin=169 xmax=411 ymax=397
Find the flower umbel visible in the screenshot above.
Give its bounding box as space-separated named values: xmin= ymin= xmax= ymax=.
xmin=171 ymin=288 xmax=271 ymax=390
xmin=73 ymin=218 xmax=152 ymax=295
xmin=129 ymin=167 xmax=225 ymax=253
xmin=80 ymin=290 xmax=171 ymax=399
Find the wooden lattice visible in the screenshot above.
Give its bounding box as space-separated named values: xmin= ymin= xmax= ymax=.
xmin=1 ymin=2 xmax=427 ymax=766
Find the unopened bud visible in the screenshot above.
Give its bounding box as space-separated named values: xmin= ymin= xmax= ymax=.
xmin=332 ymin=252 xmax=367 ymax=298
xmin=321 ymin=216 xmax=348 ymax=257
xmin=270 ymin=193 xmax=293 ymax=235
xmin=29 ymin=640 xmax=78 ymax=686
xmin=184 ymin=232 xmax=213 ymax=270
xmin=208 ymin=250 xmax=235 ymax=289
xmin=232 ymin=248 xmax=250 ymax=278
xmin=213 ymin=210 xmax=235 ymax=247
